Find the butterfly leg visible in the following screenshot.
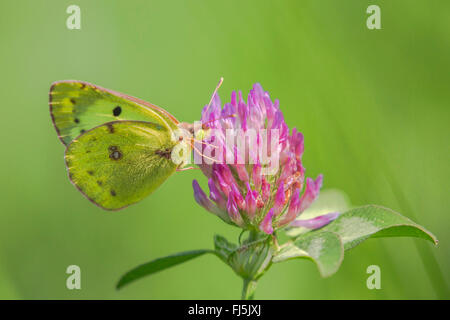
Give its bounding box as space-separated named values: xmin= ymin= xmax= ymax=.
xmin=176 ymin=166 xmax=199 ymax=171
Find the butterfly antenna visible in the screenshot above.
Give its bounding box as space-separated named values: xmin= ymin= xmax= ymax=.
xmin=189 ymin=140 xmax=220 ymax=164
xmin=202 ymin=77 xmax=237 ymax=129
xmin=201 ymin=113 xmax=236 ymax=129
xmin=191 ymin=138 xmax=219 ymax=149
xmin=206 ymin=77 xmax=224 ymax=112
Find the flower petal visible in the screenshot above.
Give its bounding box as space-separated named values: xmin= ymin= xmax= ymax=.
xmin=245 ymin=183 xmax=258 ymax=219
xmin=231 ymin=183 xmax=245 ymax=210
xmin=261 ymin=178 xmax=271 ymax=201
xmin=278 ymin=187 xmax=301 ymax=226
xmin=226 ymin=193 xmax=244 ymax=227
xmin=193 ymin=180 xmax=230 ymax=223
xmin=259 ymin=208 xmax=276 ymax=234
xmin=298 ymin=174 xmax=323 ymax=213
xmin=213 ymin=169 xmax=231 ymax=197
xmin=273 ymin=181 xmax=285 ymax=215
xmin=208 ymin=178 xmax=225 ymax=209
xmin=290 ymin=212 xmax=340 ymax=229
xmin=252 ymin=163 xmax=262 ymax=189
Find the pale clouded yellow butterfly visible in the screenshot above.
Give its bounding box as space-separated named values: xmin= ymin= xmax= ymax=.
xmin=49 ymin=80 xmax=222 ymax=210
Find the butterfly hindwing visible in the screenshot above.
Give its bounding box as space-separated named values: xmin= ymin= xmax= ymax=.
xmin=65 ymin=120 xmax=178 ymax=210
xmin=50 ymin=81 xmax=179 ymax=146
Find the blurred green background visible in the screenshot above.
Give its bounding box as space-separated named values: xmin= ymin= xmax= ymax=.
xmin=0 ymin=0 xmax=448 ymax=299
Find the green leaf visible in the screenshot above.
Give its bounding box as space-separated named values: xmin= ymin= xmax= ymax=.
xmin=273 ymin=231 xmax=344 ymax=277
xmin=116 ymin=249 xmax=215 ymax=289
xmin=320 ymin=205 xmax=438 ymax=250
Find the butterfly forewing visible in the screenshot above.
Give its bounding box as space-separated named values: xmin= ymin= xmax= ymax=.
xmin=50 ymin=81 xmax=179 ymax=146
xmin=65 ymin=120 xmax=178 ymax=210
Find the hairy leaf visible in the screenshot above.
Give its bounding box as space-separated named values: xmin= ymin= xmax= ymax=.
xmin=320 ymin=205 xmax=438 ymax=250
xmin=273 ymin=231 xmax=344 ymax=277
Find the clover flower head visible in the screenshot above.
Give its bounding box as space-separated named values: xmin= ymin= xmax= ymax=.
xmin=192 ymin=83 xmax=338 ymax=234
xmin=118 ymin=82 xmax=438 ymax=299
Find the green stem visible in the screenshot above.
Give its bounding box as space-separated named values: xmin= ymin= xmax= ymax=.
xmin=241 ymin=279 xmax=258 ymax=300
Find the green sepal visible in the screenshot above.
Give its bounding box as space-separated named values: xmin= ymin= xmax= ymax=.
xmin=214 ymin=234 xmax=274 ymax=280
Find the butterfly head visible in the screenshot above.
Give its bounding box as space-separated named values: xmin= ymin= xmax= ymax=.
xmin=177 ymin=122 xmax=211 ymax=144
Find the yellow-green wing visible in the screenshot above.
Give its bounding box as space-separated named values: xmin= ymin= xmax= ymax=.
xmin=50 ymin=80 xmax=179 ymax=146
xmin=65 ymin=120 xmax=178 ymax=210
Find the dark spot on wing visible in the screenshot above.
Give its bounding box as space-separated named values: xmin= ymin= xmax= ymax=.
xmin=107 ymin=124 xmax=114 ymax=133
xmin=80 ymin=83 xmax=86 ymax=89
xmin=74 ymin=118 xmax=80 ymax=123
xmin=97 ymin=180 xmax=103 ymax=186
xmin=80 ymin=129 xmax=86 ymax=134
xmin=87 ymin=170 xmax=94 ymax=175
xmin=86 ymin=150 xmax=91 ymax=153
xmin=70 ymin=98 xmax=76 ymax=105
xmin=109 ymin=145 xmax=122 ymax=160
xmin=110 ymin=150 xmax=122 ymax=160
xmin=113 ymin=106 xmax=122 ymax=117
xmin=110 ymin=190 xmax=116 ymax=196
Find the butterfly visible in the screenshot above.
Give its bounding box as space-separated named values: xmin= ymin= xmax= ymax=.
xmin=49 ymin=79 xmax=222 ymax=211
